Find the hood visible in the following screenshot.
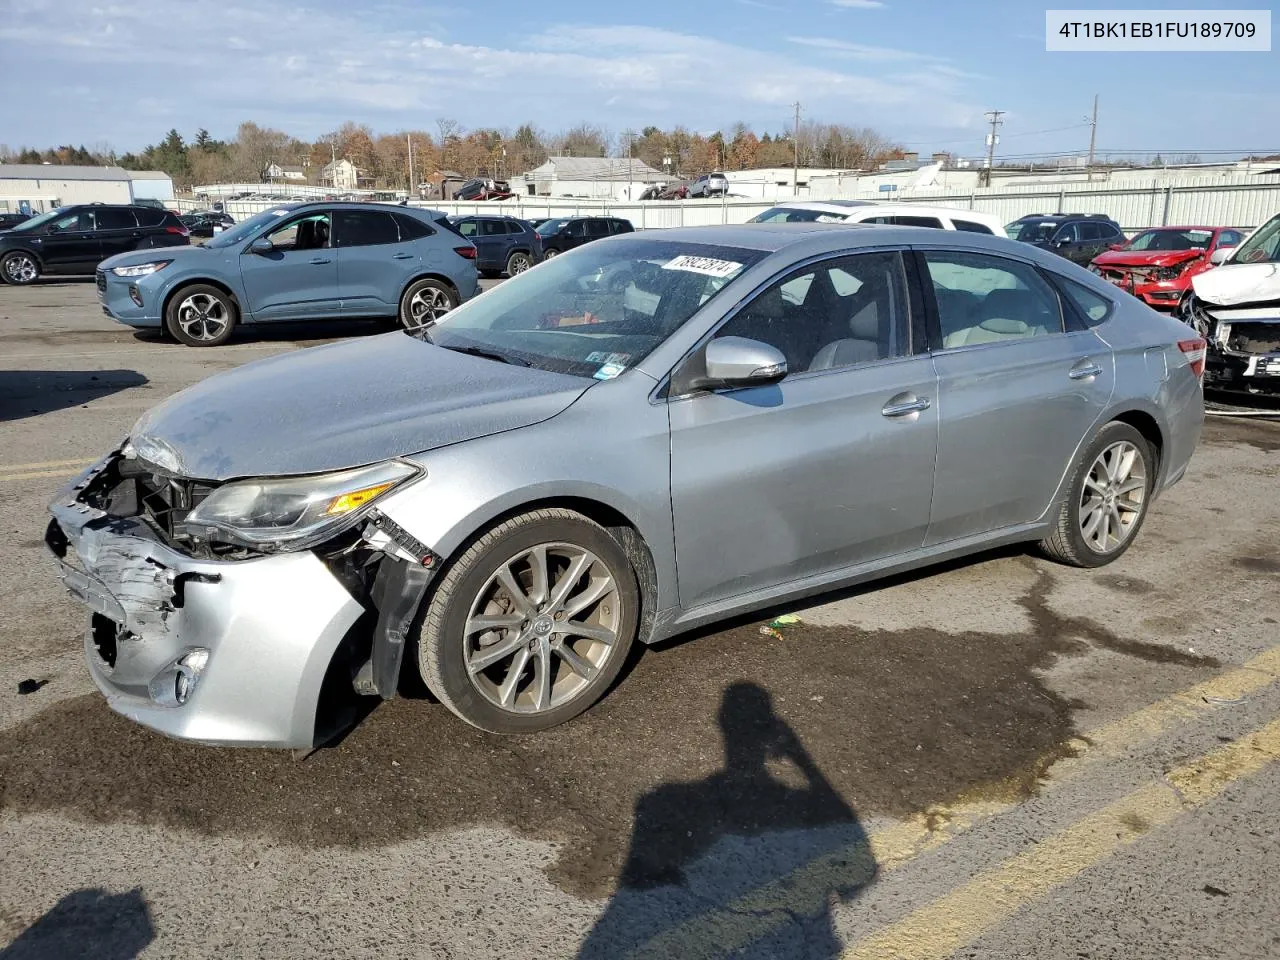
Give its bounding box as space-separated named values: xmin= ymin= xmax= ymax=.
xmin=128 ymin=333 xmax=591 ymax=480
xmin=1192 ymin=262 xmax=1280 ymax=306
xmin=100 ymin=244 xmax=207 ymax=270
xmin=1091 ymin=248 xmax=1203 ymax=269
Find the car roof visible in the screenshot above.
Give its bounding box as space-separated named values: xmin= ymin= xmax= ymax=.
xmin=614 ymin=222 xmax=1032 ymax=254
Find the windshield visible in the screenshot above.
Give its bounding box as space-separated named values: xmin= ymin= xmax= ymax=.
xmin=748 ymin=207 xmax=846 ymax=223
xmin=1231 ymin=214 xmax=1280 ymax=264
xmin=10 ymin=209 xmax=64 ymax=232
xmin=1125 ymin=228 xmax=1213 ymax=252
xmin=1005 ymin=220 xmax=1059 ymax=242
xmin=535 ymin=218 xmax=570 ymax=236
xmin=423 ymin=238 xmax=765 ymax=378
xmin=205 ymin=205 xmax=296 ymax=248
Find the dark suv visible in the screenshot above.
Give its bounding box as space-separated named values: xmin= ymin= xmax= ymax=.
xmin=0 ymin=204 xmax=190 ymax=285
xmin=534 ymin=216 xmax=634 ymax=258
xmin=1005 ymin=213 xmax=1125 ymax=266
xmin=451 ymin=215 xmax=540 ymax=276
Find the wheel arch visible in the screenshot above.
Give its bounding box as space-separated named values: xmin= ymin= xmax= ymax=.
xmin=400 ymin=272 xmax=461 ymax=305
xmin=1110 ymin=408 xmax=1164 ymax=477
xmin=2 ymin=246 xmax=44 ymax=270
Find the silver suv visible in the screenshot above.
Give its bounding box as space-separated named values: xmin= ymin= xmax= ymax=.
xmin=689 ymin=173 xmax=730 ymax=198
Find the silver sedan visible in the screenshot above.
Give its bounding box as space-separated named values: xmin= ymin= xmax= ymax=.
xmin=47 ymin=225 xmax=1205 ymax=744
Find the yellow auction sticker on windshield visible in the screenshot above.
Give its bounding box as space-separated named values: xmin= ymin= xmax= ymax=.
xmin=662 ymin=255 xmax=743 ymax=278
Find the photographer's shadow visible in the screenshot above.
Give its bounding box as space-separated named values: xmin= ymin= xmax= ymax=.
xmin=578 ymin=682 xmax=877 ymax=959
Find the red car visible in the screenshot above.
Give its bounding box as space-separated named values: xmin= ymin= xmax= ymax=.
xmin=1090 ymin=225 xmax=1245 ymax=309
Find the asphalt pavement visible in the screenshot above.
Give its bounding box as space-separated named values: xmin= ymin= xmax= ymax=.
xmin=1 ymin=279 xmax=1277 ymax=959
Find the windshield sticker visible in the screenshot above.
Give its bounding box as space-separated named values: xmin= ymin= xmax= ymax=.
xmin=593 ymin=361 xmax=627 ymax=381
xmin=585 ymin=351 xmax=632 ymax=364
xmin=662 ymin=255 xmax=743 ymax=278
xmin=542 ymin=311 xmax=601 ymax=328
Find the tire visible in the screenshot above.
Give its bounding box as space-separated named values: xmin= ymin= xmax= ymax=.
xmin=417 ymin=508 xmax=640 ymax=733
xmin=164 ymin=284 xmax=237 ymax=347
xmin=506 ymin=251 xmax=533 ymax=276
xmin=542 ymin=248 xmax=559 ymax=259
xmin=1039 ymin=421 xmax=1155 ymax=568
xmin=2 ymin=251 xmax=40 ymax=285
xmin=398 ymin=278 xmax=457 ymax=331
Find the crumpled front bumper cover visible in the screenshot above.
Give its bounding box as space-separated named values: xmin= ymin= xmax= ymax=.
xmin=46 ymin=459 xmax=366 ymax=748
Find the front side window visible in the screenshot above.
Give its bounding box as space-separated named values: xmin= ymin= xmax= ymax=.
xmin=49 ymin=211 xmax=93 ymax=233
xmin=267 ymin=212 xmax=331 ymax=251
xmin=748 ymin=207 xmax=844 ymax=224
xmin=714 ymin=252 xmax=909 ymax=373
xmin=1005 ymin=220 xmax=1058 ymax=242
xmin=206 ymin=206 xmax=295 ymax=248
xmin=1052 ymin=223 xmax=1080 ymax=243
xmin=1217 ymin=230 xmax=1243 ymax=248
xmin=427 ymin=239 xmax=763 ymax=378
xmin=335 ymin=210 xmax=399 ymax=247
xmin=924 ymin=251 xmax=1063 ymax=348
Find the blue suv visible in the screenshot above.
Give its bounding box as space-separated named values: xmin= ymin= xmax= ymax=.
xmin=97 ymin=202 xmax=481 ymax=346
xmin=450 ymin=215 xmax=541 ymax=277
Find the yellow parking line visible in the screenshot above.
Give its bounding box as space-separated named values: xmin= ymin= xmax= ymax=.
xmin=0 ymin=458 xmax=93 ymax=471
xmin=841 ymin=715 xmax=1280 ymax=960
xmin=0 ymin=466 xmax=88 ymax=483
xmin=624 ymin=644 xmax=1280 ymax=959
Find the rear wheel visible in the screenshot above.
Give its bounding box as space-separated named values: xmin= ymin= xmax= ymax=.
xmin=399 ymin=278 xmax=457 ymax=331
xmin=417 ymin=509 xmax=639 ymax=733
xmin=2 ymin=251 xmax=40 ymax=285
xmin=542 ymin=248 xmax=559 ymax=260
xmin=1039 ymin=421 xmax=1155 ymax=568
xmin=164 ymin=284 xmax=237 ymax=347
xmin=506 ymin=251 xmax=533 ymax=276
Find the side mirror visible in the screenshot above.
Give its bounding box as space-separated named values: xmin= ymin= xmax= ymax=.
xmin=1054 ymin=237 xmax=1072 ymax=247
xmin=1209 ymin=247 xmax=1232 ymax=265
xmin=694 ymin=336 xmax=788 ymax=390
xmin=249 ymin=237 xmax=274 ymax=255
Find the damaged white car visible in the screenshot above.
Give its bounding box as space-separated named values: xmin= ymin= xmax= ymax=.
xmin=1178 ymin=212 xmax=1280 ymax=396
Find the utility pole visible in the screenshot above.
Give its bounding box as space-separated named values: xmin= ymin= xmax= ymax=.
xmin=1086 ymin=94 xmax=1098 ymax=170
xmin=406 ymin=133 xmax=415 ymax=198
xmin=793 ymin=101 xmax=801 ymax=196
xmin=982 ymin=109 xmax=1004 ymax=187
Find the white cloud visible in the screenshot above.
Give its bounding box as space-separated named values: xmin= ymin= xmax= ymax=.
xmin=0 ymin=0 xmax=975 ymax=149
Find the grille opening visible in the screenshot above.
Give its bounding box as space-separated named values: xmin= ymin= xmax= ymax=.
xmin=1227 ymin=323 xmax=1280 ymax=356
xmin=90 ymin=613 xmax=119 ymax=668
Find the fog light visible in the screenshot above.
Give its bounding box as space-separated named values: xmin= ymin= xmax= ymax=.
xmin=150 ymin=647 xmax=210 ymax=706
xmin=128 ymin=285 xmax=143 ymax=307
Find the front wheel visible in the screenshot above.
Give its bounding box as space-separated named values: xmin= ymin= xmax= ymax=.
xmin=164 ymin=284 xmax=237 ymax=347
xmin=1039 ymin=421 xmax=1155 ymax=568
xmin=2 ymin=251 xmax=40 ymax=285
xmin=417 ymin=509 xmax=640 ymax=733
xmin=399 ymin=278 xmax=457 ymax=331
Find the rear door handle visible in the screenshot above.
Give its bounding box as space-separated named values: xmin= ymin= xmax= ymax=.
xmin=1069 ymin=362 xmax=1103 ymax=380
xmin=309 ymin=257 xmax=332 ymax=265
xmin=881 ymin=395 xmax=931 ymax=418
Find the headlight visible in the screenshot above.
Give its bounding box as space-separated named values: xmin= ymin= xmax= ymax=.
xmin=183 ymin=460 xmax=420 ymax=549
xmin=111 ymin=261 xmax=171 ymax=278
xmin=1154 ymin=264 xmax=1184 ymax=282
xmin=1088 ymin=265 xmax=1101 ymax=274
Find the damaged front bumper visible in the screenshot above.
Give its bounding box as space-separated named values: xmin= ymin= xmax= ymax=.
xmin=1181 ymin=296 xmax=1280 ymax=396
xmin=45 ymin=454 xmax=435 ymax=748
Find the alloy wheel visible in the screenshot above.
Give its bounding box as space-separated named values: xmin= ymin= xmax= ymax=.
xmin=1079 ymin=440 xmax=1147 ymax=554
xmin=407 ymin=285 xmax=453 ymax=327
xmin=4 ymin=253 xmax=38 ymax=283
xmin=175 ymin=293 xmax=228 ymax=342
xmin=508 ymin=253 xmax=531 ymax=275
xmin=464 ymin=542 xmax=622 ymax=715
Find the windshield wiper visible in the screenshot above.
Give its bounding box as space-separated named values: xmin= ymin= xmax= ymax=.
xmin=439 ymin=344 xmax=530 ymax=366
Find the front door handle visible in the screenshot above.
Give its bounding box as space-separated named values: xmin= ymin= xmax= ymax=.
xmin=1069 ymin=361 xmax=1103 ymax=380
xmin=309 ymin=257 xmax=332 ymax=265
xmin=881 ymin=394 xmax=931 ymax=418
xmin=392 ymin=252 xmax=414 ymax=260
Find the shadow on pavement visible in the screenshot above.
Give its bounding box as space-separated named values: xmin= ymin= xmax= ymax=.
xmin=0 ymin=369 xmax=148 ymax=422
xmin=0 ymin=887 xmax=154 ymax=959
xmin=576 ymin=682 xmax=876 ymax=959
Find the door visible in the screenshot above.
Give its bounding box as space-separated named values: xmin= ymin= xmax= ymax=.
xmin=669 ymin=251 xmax=938 ymax=610
xmin=238 ymin=210 xmax=340 ymax=321
xmin=919 ymin=249 xmax=1115 ymax=545
xmin=1050 ymin=222 xmax=1085 ymax=262
xmin=333 ymin=208 xmax=419 ymax=317
xmin=475 ymin=219 xmax=509 ymax=271
xmin=94 ymin=207 xmax=141 ymax=259
xmin=562 ymin=219 xmax=588 ymax=251
xmin=584 ymin=219 xmax=611 ymax=247
xmin=39 ymin=209 xmax=100 ymax=272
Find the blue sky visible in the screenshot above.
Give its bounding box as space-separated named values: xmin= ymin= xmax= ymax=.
xmin=0 ymin=0 xmax=1274 ymax=160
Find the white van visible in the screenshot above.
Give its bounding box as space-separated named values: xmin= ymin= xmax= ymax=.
xmin=748 ymin=200 xmax=1004 ymax=235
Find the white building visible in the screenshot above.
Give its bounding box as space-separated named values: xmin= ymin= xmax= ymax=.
xmin=0 ymin=164 xmax=174 ymax=214
xmin=319 ymin=158 xmax=370 ymax=192
xmin=512 ymin=157 xmax=673 ymax=200
xmin=264 ymin=162 xmax=307 ymax=182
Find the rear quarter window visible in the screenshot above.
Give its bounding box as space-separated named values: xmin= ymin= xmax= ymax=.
xmin=953 ymin=219 xmax=994 ymax=234
xmin=394 ymin=214 xmax=435 ymax=240
xmin=1056 ymin=276 xmax=1114 ymax=327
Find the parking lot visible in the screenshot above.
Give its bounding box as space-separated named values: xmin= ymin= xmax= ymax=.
xmin=1 ymin=279 xmax=1278 ymax=959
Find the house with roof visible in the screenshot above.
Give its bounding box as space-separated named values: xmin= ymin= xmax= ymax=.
xmin=512 ymin=156 xmax=673 ymax=200
xmin=318 ymin=158 xmax=374 ymax=192
xmin=264 ymin=162 xmax=307 ymax=182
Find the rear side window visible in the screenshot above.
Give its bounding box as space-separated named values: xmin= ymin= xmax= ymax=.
xmin=923 ymin=251 xmax=1064 ymax=348
xmin=893 ymin=215 xmax=944 ymax=229
xmin=1057 ymin=277 xmax=1113 ymax=327
xmin=953 ymin=219 xmax=994 ymax=234
xmin=335 ymin=210 xmax=399 ymax=247
xmin=136 ymin=208 xmax=167 ymax=227
xmin=95 ymin=208 xmax=138 ymax=230
xmin=611 ymin=220 xmax=634 ymax=234
xmin=586 ymin=220 xmax=611 ymax=238
xmin=393 ymin=214 xmax=434 ymax=240
xmin=504 ymin=220 xmax=523 ymax=234
xmin=478 ymin=220 xmax=507 ymax=237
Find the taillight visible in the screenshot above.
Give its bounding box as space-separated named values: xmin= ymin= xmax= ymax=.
xmin=166 ymin=225 xmax=189 ymax=236
xmin=1178 ymin=337 xmax=1207 ymax=381
xmin=454 ymin=246 xmax=477 ymax=260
